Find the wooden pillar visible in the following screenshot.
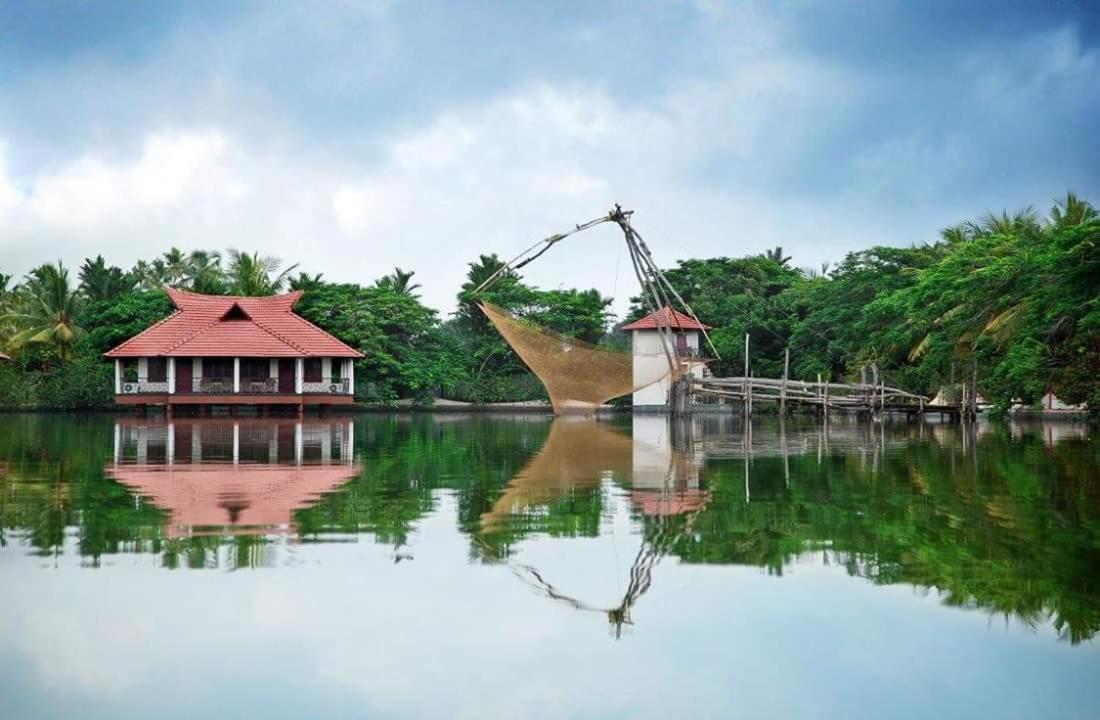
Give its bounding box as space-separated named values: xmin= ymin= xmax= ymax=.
xmin=747 ymin=371 xmax=753 ymax=417
xmin=671 ymin=375 xmax=691 ymax=415
xmin=971 ymin=363 xmax=979 ymax=419
xmin=780 ymin=347 xmax=789 ymax=416
xmin=743 ymin=333 xmax=749 ymax=418
xmin=816 ymin=373 xmax=822 ymax=417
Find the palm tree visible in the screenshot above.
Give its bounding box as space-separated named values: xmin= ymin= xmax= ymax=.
xmin=289 ymin=272 xmax=325 ymax=292
xmin=79 ymin=255 xmax=136 ymax=302
xmin=375 ymin=267 xmax=421 ymax=296
xmin=4 ymin=262 xmax=85 ymax=360
xmin=939 ymin=224 xmax=972 ymax=245
xmin=186 ymin=250 xmax=226 ymax=294
xmin=0 ymin=273 xmax=16 ymax=345
xmin=457 ymin=254 xmax=518 ymax=330
xmin=132 ymin=258 xmax=172 ymax=290
xmin=162 ymin=247 xmax=190 ymax=286
xmin=1048 ymin=192 xmax=1097 ymax=230
xmin=977 ymin=208 xmax=1041 ymax=237
xmin=226 ymin=250 xmax=299 ymax=296
xmin=763 ymin=246 xmax=792 ymax=267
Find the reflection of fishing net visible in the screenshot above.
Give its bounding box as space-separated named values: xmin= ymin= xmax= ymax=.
xmin=480 ymin=419 xmax=633 ymax=531
xmin=479 ymin=302 xmax=678 ymax=413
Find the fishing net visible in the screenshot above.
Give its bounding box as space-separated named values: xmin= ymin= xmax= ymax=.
xmin=479 ymin=302 xmax=680 ymax=413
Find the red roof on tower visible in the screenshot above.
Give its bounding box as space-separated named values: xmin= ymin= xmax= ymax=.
xmin=104 ymin=288 xmax=363 ymax=358
xmin=621 ymin=307 xmax=711 ymax=332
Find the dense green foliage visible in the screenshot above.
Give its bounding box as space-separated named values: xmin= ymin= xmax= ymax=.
xmin=1 ymin=192 xmax=1097 ymax=410
xmin=629 ymin=193 xmax=1100 ymax=412
xmin=294 ymin=283 xmax=464 ymax=402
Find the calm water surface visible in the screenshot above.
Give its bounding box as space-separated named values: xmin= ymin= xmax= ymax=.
xmin=1 ymin=413 xmax=1098 ymax=719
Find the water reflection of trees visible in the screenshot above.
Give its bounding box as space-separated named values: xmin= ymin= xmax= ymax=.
xmin=0 ymin=413 xmax=1098 ymax=641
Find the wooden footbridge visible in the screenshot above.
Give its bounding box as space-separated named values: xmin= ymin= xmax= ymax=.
xmin=683 ymin=346 xmax=973 ymax=419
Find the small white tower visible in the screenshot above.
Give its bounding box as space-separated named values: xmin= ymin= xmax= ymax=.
xmin=622 ymin=307 xmax=710 ymax=409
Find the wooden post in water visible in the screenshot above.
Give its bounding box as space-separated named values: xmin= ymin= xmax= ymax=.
xmin=743 ymin=333 xmax=750 ymax=418
xmin=871 ymin=364 xmax=879 ymax=417
xmin=860 ymin=365 xmax=868 ymax=418
xmin=781 ymin=347 xmax=789 ymax=416
xmin=949 ymin=360 xmax=956 ymax=418
xmin=971 ymin=363 xmax=979 ymax=419
xmin=816 ymin=373 xmax=822 ymax=418
xmin=671 ymin=375 xmax=691 ymax=415
xmin=748 ymin=370 xmax=754 ymax=417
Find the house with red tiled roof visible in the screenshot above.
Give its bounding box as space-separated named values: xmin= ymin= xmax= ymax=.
xmin=622 ymin=307 xmax=711 ymax=408
xmin=105 ymin=288 xmax=363 ymax=412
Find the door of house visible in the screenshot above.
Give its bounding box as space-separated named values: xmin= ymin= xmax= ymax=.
xmin=175 ymin=358 xmax=193 ymax=393
xmin=278 ymin=359 xmax=296 ymax=393
xmin=676 ymin=333 xmax=688 ymax=356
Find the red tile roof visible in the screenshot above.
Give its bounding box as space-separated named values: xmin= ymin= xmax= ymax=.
xmin=621 ymin=306 xmax=711 ymax=331
xmin=105 ymin=287 xmax=363 ymax=358
xmin=630 ymin=490 xmax=709 ymax=516
xmin=107 ymin=463 xmax=360 ymax=538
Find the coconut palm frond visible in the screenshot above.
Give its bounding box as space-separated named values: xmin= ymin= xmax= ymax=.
xmin=908 ymin=333 xmax=933 ymax=362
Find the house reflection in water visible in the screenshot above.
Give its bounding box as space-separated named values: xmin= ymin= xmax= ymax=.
xmin=107 ymin=419 xmax=359 ymax=537
xmin=629 ymin=416 xmax=708 ymax=516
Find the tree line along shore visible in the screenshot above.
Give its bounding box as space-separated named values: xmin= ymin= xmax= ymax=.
xmin=1 ymin=193 xmax=1097 ymax=415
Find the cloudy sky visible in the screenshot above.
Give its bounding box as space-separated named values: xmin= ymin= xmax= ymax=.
xmin=1 ymin=1 xmax=1098 ymax=313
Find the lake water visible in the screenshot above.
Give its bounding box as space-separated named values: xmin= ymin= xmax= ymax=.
xmin=1 ymin=412 xmax=1097 ymax=719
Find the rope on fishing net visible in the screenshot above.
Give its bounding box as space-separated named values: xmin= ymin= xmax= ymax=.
xmin=479 ymin=302 xmax=681 ymax=413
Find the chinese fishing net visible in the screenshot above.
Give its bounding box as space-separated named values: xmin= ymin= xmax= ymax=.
xmin=479 ymin=302 xmax=682 ymax=413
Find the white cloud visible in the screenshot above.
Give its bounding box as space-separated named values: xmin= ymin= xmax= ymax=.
xmin=1 ymin=11 xmax=1095 ymax=315
xmin=4 ymin=130 xmax=240 ymax=231
xmin=0 ymin=73 xmax=887 ymax=315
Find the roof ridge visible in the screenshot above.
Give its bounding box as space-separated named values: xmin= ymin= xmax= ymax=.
xmin=279 ymin=310 xmax=363 ymax=357
xmin=103 ymin=309 xmax=182 ymax=357
xmin=247 ymin=314 xmax=310 ymax=355
xmin=162 ymin=314 xmax=232 ymax=354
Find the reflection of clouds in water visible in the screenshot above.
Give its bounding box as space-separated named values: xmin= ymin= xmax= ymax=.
xmin=7 ymin=495 xmax=1092 ymax=720
xmin=3 ymin=415 xmax=1100 ymax=718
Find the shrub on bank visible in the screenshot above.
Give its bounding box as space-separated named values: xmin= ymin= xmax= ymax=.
xmin=0 ymin=344 xmax=114 ymax=410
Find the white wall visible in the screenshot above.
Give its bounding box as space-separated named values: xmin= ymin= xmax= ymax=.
xmin=631 ymin=330 xmax=704 ymax=406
